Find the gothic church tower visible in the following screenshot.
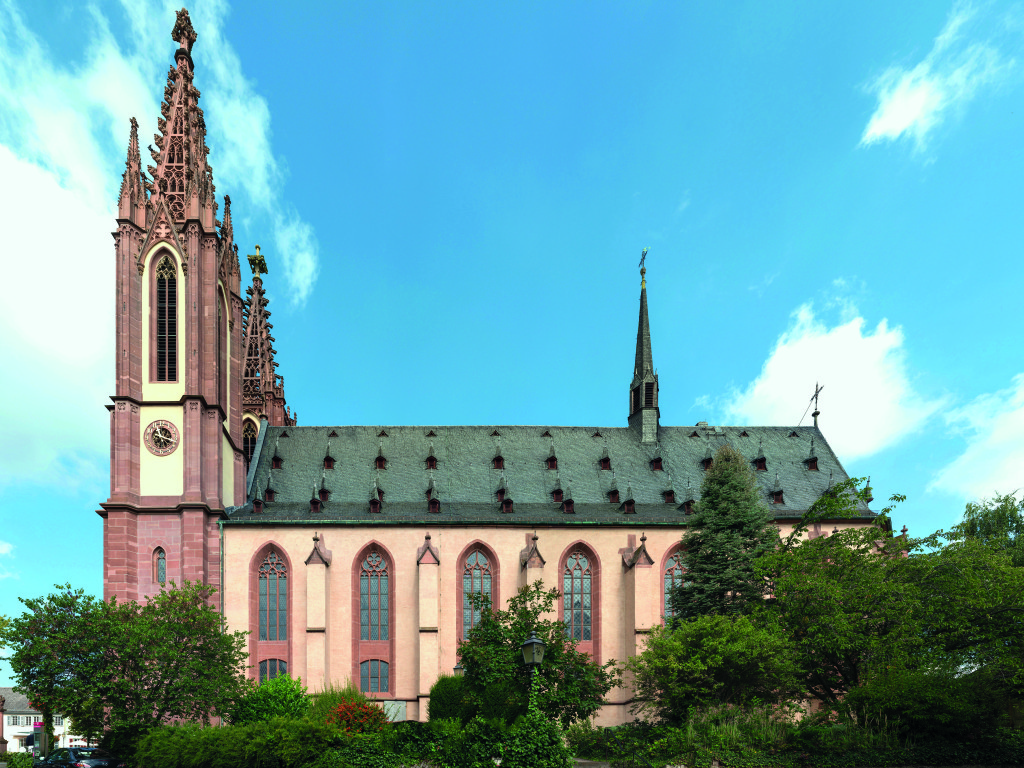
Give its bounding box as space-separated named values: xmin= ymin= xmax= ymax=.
xmin=100 ymin=10 xmax=245 ymax=603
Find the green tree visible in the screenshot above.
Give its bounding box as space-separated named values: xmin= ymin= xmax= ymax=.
xmin=0 ymin=585 xmax=107 ymax=750
xmin=625 ymin=613 xmax=802 ymax=725
xmin=457 ymin=581 xmax=620 ymax=728
xmin=953 ymin=491 xmax=1024 ymax=567
xmin=0 ymin=581 xmax=249 ymax=754
xmin=670 ymin=444 xmax=779 ymax=618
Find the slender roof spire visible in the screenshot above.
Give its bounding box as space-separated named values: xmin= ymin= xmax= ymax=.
xmin=628 ymin=248 xmax=659 ymax=442
xmin=241 ymin=248 xmax=295 ymax=426
xmin=632 ymin=248 xmax=654 ymax=386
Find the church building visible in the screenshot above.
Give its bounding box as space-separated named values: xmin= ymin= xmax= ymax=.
xmin=99 ymin=9 xmax=875 ymax=725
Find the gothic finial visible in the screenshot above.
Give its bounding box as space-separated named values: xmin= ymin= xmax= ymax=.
xmin=313 ymin=531 xmax=319 ymax=543
xmin=172 ymin=8 xmax=198 ymax=53
xmin=247 ymin=244 xmax=268 ymax=275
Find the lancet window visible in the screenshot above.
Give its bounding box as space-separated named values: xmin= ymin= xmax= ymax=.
xmin=462 ymin=550 xmax=493 ymax=638
xmin=155 ymin=256 xmax=177 ymax=381
xmin=663 ymin=551 xmax=686 ymax=620
xmin=258 ymin=551 xmax=288 ymax=641
xmin=563 ymin=550 xmax=593 ymax=642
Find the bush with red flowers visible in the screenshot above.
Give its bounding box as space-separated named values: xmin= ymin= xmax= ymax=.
xmin=325 ymin=700 xmax=388 ymax=734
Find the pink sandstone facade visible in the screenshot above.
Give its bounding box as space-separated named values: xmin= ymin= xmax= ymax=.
xmin=101 ymin=9 xmax=878 ymax=725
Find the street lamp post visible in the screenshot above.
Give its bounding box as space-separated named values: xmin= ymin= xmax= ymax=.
xmin=453 ymin=663 xmax=464 ymax=677
xmin=520 ymin=631 xmax=546 ymax=682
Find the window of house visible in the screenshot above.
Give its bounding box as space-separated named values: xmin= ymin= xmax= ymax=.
xmin=599 ymin=457 xmax=611 ymax=471
xmin=259 ymin=551 xmax=288 ymax=642
xmin=701 ymin=458 xmax=713 ymax=470
xmin=53 ymin=716 xmax=63 ymax=726
xmin=754 ymin=457 xmax=767 ymax=471
xmin=369 ymin=498 xmax=381 ymax=513
xmin=563 ymin=499 xmax=575 ymax=514
xmin=772 ymin=491 xmax=784 ymax=504
xmin=552 ymin=489 xmax=563 ymax=503
xmin=807 ymin=458 xmax=818 ymax=471
xmin=663 ymin=552 xmax=686 ymax=620
xmin=155 ymin=548 xmax=166 ymax=585
xmin=547 ymin=456 xmax=558 ymax=470
xmin=462 ymin=550 xmax=493 ymax=638
xmin=608 ymin=490 xmax=619 ymax=504
xmin=501 ymin=499 xmax=514 ymax=513
xmin=272 ymin=456 xmax=283 ymax=469
xmin=259 ymin=659 xmax=287 ymax=683
xmin=683 ymin=500 xmax=694 ymax=514
xmin=428 ymin=498 xmax=440 ymax=513
xmin=265 ymin=488 xmax=276 ymax=502
xmin=563 ymin=551 xmax=593 ymax=642
xmin=376 ymin=456 xmax=387 ymax=470
xmin=650 ymin=458 xmax=663 ymax=471
xmin=624 ymin=500 xmax=635 ymax=514
xmin=663 ymin=490 xmax=675 ymax=504
xmin=319 ymin=489 xmax=329 ymax=502
xmin=426 ymin=456 xmax=437 ymax=470
xmin=360 ymin=660 xmax=389 ymax=693
xmin=155 ymin=255 xmax=177 ymax=381
xmin=493 ymin=456 xmax=504 ymax=470
xmin=324 ymin=457 xmax=335 ymax=470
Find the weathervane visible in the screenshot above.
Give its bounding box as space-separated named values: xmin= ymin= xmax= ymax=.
xmin=639 ymin=247 xmax=648 ymax=288
xmin=798 ymin=382 xmax=824 ymax=428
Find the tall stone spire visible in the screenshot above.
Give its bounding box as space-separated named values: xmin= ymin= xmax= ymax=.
xmin=241 ymin=247 xmax=296 ymax=427
xmin=628 ymin=249 xmax=659 ymax=442
xmin=148 ymin=8 xmax=216 ymax=224
xmin=116 ymin=117 xmax=146 ymax=226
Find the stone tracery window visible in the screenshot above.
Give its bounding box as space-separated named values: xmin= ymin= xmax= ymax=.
xmin=243 ymin=421 xmax=258 ymax=471
xmin=360 ymin=551 xmax=389 ymax=641
xmin=154 ymin=547 xmax=166 ymax=585
xmin=462 ymin=550 xmax=492 ymax=638
xmin=663 ymin=551 xmax=686 ymax=620
xmin=259 ymin=550 xmax=288 ymax=641
xmin=563 ymin=550 xmax=593 ymax=642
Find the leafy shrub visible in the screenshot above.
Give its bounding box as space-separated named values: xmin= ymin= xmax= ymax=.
xmin=325 ymin=700 xmax=388 ymax=734
xmin=310 ymin=733 xmax=402 ymax=768
xmin=4 ymin=752 xmax=34 ymax=768
xmin=230 ymin=674 xmax=310 ymax=724
xmin=430 ymin=715 xmax=510 ymax=768
xmin=501 ymin=676 xmax=572 ymax=768
xmin=427 ymin=673 xmax=473 ymax=722
xmin=390 ymin=719 xmax=435 ymax=759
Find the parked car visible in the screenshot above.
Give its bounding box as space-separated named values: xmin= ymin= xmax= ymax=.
xmin=38 ymin=748 xmax=126 ymax=768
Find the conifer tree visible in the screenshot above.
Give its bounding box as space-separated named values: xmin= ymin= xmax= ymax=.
xmin=670 ymin=444 xmax=778 ymax=618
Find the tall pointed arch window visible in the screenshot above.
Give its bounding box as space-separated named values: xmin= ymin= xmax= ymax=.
xmin=563 ymin=551 xmax=593 ymax=642
xmin=243 ymin=421 xmax=258 ymax=471
xmin=663 ymin=551 xmax=686 ymax=620
xmin=155 ymin=255 xmax=177 ymax=381
xmin=360 ymin=551 xmax=389 ymax=641
xmin=462 ymin=550 xmax=493 ymax=638
xmin=259 ymin=551 xmax=288 ymax=641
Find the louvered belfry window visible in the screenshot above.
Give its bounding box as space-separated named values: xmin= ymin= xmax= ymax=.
xmin=463 ymin=550 xmax=492 ymax=638
xmin=258 ymin=551 xmax=288 ymax=641
xmin=155 ymin=255 xmax=177 ymax=381
xmin=563 ymin=551 xmax=592 ymax=641
xmin=360 ymin=551 xmax=389 ymax=641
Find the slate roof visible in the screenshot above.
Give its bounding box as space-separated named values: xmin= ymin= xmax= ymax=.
xmin=227 ymin=423 xmax=872 ymax=527
xmin=0 ymin=687 xmax=35 ymax=713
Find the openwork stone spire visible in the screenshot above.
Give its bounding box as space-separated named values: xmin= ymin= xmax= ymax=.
xmin=148 ymin=8 xmax=215 ymax=223
xmin=242 ymin=247 xmax=295 ymax=426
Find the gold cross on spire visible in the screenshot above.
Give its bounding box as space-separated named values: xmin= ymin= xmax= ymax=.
xmin=247 ymin=245 xmax=268 ymax=275
xmin=639 ymin=247 xmax=649 ymax=288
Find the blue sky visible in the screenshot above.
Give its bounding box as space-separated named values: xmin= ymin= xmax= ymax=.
xmin=2 ymin=0 xmax=1023 ymax=681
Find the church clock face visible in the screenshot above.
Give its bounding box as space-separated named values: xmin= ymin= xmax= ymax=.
xmin=144 ymin=420 xmax=180 ymax=456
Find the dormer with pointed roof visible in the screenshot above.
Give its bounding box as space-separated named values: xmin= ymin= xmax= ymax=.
xmin=628 ymin=256 xmax=659 ymax=443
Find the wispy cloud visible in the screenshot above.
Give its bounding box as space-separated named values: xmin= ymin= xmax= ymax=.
xmin=0 ymin=0 xmax=317 ymax=487
xmin=929 ymin=374 xmax=1024 ymax=501
xmin=0 ymin=539 xmax=16 ymax=581
xmin=860 ymin=3 xmax=1014 ymax=150
xmin=721 ymin=303 xmax=945 ymax=461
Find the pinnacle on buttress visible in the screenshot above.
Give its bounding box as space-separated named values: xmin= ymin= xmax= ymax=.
xmin=628 ymin=248 xmax=659 ymax=442
xmin=117 ymin=117 xmax=146 ymax=220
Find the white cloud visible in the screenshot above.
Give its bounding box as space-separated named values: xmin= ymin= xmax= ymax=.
xmin=929 ymin=374 xmax=1024 ymax=500
xmin=723 ymin=304 xmax=944 ymax=461
xmin=0 ymin=0 xmax=318 ymax=487
xmin=860 ymin=3 xmax=1013 ymax=150
xmin=0 ymin=539 xmax=15 ymax=581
